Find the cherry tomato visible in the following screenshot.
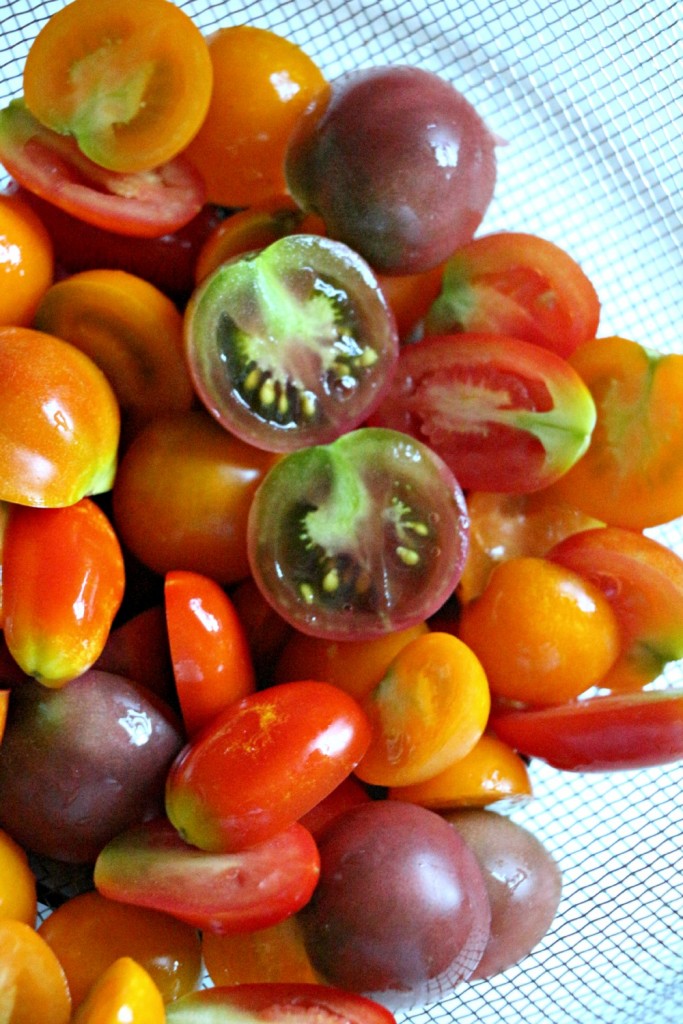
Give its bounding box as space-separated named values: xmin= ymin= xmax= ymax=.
xmin=228 ymin=576 xmax=293 ymax=684
xmin=0 ymin=690 xmax=7 ymax=744
xmin=164 ymin=570 xmax=256 ymax=737
xmin=70 ymin=956 xmax=165 ymax=1024
xmin=0 ymin=827 xmax=36 ymax=926
xmin=165 ymin=680 xmax=371 ymax=852
xmin=165 ymin=983 xmax=397 ymax=1024
xmin=491 ymin=690 xmax=683 ymax=771
xmin=247 ymin=427 xmax=470 ymax=640
xmin=94 ymin=606 xmax=175 ymax=702
xmin=0 ymin=101 xmax=206 ymax=238
xmin=183 ymin=26 xmax=328 ymax=207
xmin=0 ymin=189 xmax=53 ymax=327
xmin=0 ymin=918 xmax=72 ymax=1024
xmin=549 ymin=335 xmax=683 ymax=528
xmin=202 ymin=917 xmax=319 ymax=987
xmin=0 ymin=326 xmax=119 ymax=508
xmin=112 ymin=410 xmax=279 ymax=584
xmin=23 ymin=0 xmax=213 ymax=174
xmin=375 ymin=262 xmax=445 ymax=342
xmin=34 ymin=269 xmax=194 ymax=443
xmin=425 ymin=231 xmax=601 ymax=358
xmin=94 ymin=817 xmax=320 ymax=935
xmin=459 ymin=556 xmax=620 ymax=706
xmin=298 ymin=776 xmax=372 ymax=839
xmin=184 ymin=234 xmax=399 ymax=452
xmin=370 ymin=331 xmax=596 ymax=492
xmin=37 ymin=890 xmax=202 ymax=1009
xmin=355 ymin=632 xmax=491 ymax=788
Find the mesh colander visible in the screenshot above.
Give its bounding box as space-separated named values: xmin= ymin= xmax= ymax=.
xmin=2 ymin=1 xmax=682 ymax=1021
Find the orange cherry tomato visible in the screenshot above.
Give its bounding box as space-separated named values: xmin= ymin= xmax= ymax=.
xmin=38 ymin=890 xmax=202 ymax=1009
xmin=0 ymin=190 xmax=53 ymax=327
xmin=112 ymin=410 xmax=280 ymax=584
xmin=165 ymin=570 xmax=256 ymax=736
xmin=355 ymin=631 xmax=490 ymax=788
xmin=23 ymin=0 xmax=213 ymax=174
xmin=458 ymin=556 xmax=621 ymax=706
xmin=387 ymin=733 xmax=532 ymax=810
xmin=183 ymin=26 xmax=328 ymax=207
xmin=549 ymin=336 xmax=683 ymax=528
xmin=0 ymin=918 xmax=72 ymax=1024
xmin=0 ymin=827 xmax=37 ymax=926
xmin=34 ymin=269 xmax=194 ymax=444
xmin=0 ymin=327 xmax=120 ymax=508
xmin=0 ymin=690 xmax=8 ymax=744
xmin=274 ymin=622 xmax=430 ymax=703
xmin=2 ymin=498 xmax=125 ymax=686
xmin=202 ymin=916 xmax=320 ymax=987
xmin=71 ymin=956 xmax=165 ymax=1024
xmin=376 ymin=262 xmax=445 ymax=342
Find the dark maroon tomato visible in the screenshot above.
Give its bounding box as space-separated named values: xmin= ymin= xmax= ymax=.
xmin=165 ymin=983 xmax=398 ymax=1024
xmin=184 ymin=234 xmax=399 ymax=452
xmin=369 ymin=333 xmax=596 ymax=492
xmin=285 ymin=66 xmax=497 ymax=275
xmin=299 ymin=800 xmax=491 ymax=1010
xmin=444 ymin=809 xmax=562 ymax=979
xmin=247 ymin=427 xmax=470 ymax=641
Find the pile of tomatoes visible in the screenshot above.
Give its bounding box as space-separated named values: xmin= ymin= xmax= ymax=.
xmin=1 ymin=1 xmax=683 ymax=1022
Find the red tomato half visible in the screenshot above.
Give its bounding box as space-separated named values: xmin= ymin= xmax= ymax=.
xmin=0 ymin=101 xmax=205 ymax=238
xmin=491 ymin=690 xmax=683 ymax=771
xmin=165 ymin=983 xmax=397 ymax=1024
xmin=370 ymin=333 xmax=596 ymax=492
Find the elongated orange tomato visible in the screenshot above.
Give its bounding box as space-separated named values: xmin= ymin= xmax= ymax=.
xmin=71 ymin=957 xmax=165 ymax=1024
xmin=355 ymin=631 xmax=491 ymax=788
xmin=0 ymin=327 xmax=119 ymax=508
xmin=2 ymin=498 xmax=125 ymax=687
xmin=34 ymin=269 xmax=194 ymax=443
xmin=23 ymin=0 xmax=213 ymax=174
xmin=165 ymin=570 xmax=256 ymax=737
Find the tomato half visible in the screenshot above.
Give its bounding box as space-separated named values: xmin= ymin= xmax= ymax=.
xmin=184 ymin=234 xmax=399 ymax=452
xmin=491 ymin=690 xmax=683 ymax=771
xmin=369 ymin=332 xmax=596 ymax=492
xmin=247 ymin=427 xmax=470 ymax=640
xmin=0 ymin=101 xmax=206 ymax=238
xmin=425 ymin=231 xmax=601 ymax=358
xmin=23 ymin=0 xmax=213 ymax=174
xmin=165 ymin=983 xmax=397 ymax=1024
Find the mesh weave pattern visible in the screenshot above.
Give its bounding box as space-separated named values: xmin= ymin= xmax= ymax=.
xmin=1 ymin=2 xmax=682 ymax=1022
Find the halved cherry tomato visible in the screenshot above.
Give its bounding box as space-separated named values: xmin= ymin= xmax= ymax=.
xmin=247 ymin=428 xmax=470 ymax=641
xmin=165 ymin=983 xmax=397 ymax=1024
xmin=0 ymin=918 xmax=72 ymax=1024
xmin=185 ymin=234 xmax=399 ymax=453
xmin=2 ymin=498 xmax=125 ymax=686
xmin=0 ymin=101 xmax=206 ymax=238
xmin=164 ymin=571 xmax=256 ymax=737
xmin=369 ymin=332 xmax=596 ymax=492
xmin=23 ymin=0 xmax=213 ymax=174
xmin=165 ymin=680 xmax=371 ymax=852
xmin=0 ymin=326 xmax=119 ymax=508
xmin=548 ymin=335 xmax=683 ymax=528
xmin=94 ymin=817 xmax=320 ymax=935
xmin=0 ymin=189 xmax=53 ymax=327
xmin=183 ymin=26 xmax=328 ymax=207
xmin=425 ymin=231 xmax=601 ymax=358
xmin=491 ymin=690 xmax=683 ymax=771
xmin=71 ymin=956 xmax=165 ymax=1024
xmin=202 ymin=917 xmax=320 ymax=986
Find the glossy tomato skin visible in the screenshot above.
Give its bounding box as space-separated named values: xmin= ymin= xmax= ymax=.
xmin=286 ymin=65 xmax=497 ymax=274
xmin=165 ymin=680 xmax=371 ymax=852
xmin=94 ymin=817 xmax=320 ymax=935
xmin=491 ymin=690 xmax=683 ymax=771
xmin=184 ymin=234 xmax=399 ymax=453
xmin=369 ymin=332 xmax=596 ymax=492
xmin=165 ymin=983 xmax=398 ymax=1024
xmin=299 ymin=800 xmax=491 ymax=1010
xmin=0 ymin=100 xmax=206 ymax=238
xmin=247 ymin=427 xmax=470 ymax=641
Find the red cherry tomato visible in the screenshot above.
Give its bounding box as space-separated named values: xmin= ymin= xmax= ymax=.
xmin=165 ymin=680 xmax=371 ymax=852
xmin=164 ymin=571 xmax=256 ymax=737
xmin=164 ymin=983 xmax=397 ymax=1024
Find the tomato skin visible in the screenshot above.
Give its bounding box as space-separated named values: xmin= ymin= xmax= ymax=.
xmin=0 ymin=189 xmax=53 ymax=327
xmin=0 ymin=918 xmax=72 ymax=1024
xmin=0 ymin=326 xmax=120 ymax=508
xmin=0 ymin=100 xmax=206 ymax=238
xmin=70 ymin=956 xmax=165 ymax=1024
xmin=490 ymin=690 xmax=683 ymax=771
xmin=425 ymin=231 xmax=601 ymax=358
xmin=165 ymin=983 xmax=397 ymax=1024
xmin=2 ymin=498 xmax=125 ymax=686
xmin=94 ymin=817 xmax=320 ymax=935
xmin=370 ymin=332 xmax=596 ymax=492
xmin=165 ymin=680 xmax=371 ymax=853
